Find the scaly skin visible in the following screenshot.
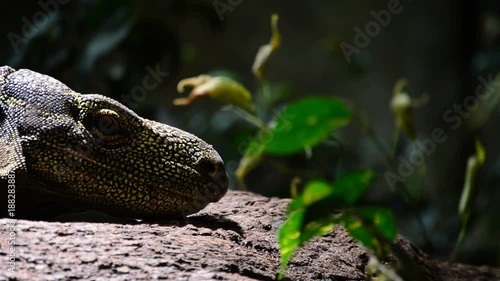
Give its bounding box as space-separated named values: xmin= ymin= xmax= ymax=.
xmin=0 ymin=66 xmax=228 ymax=219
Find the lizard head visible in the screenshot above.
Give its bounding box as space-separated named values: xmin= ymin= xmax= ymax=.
xmin=70 ymin=94 xmax=229 ymax=217
xmin=0 ymin=66 xmax=228 ymax=218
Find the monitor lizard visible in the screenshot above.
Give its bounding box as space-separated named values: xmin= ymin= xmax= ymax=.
xmin=0 ymin=66 xmax=228 ymax=219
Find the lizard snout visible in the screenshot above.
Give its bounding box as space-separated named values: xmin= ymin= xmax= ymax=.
xmin=193 ymin=150 xmax=229 ymax=203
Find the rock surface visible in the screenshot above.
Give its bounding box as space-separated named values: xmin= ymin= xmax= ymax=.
xmin=1 ymin=191 xmax=499 ymax=280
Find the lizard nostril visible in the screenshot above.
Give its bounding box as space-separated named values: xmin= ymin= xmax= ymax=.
xmin=197 ymin=159 xmax=218 ymax=175
xmin=195 ymin=157 xmax=229 ymax=200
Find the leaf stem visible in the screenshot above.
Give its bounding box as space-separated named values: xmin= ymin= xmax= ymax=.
xmin=450 ymin=212 xmax=470 ymax=263
xmin=224 ymin=105 xmax=267 ymax=129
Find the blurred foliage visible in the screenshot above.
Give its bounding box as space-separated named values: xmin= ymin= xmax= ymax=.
xmin=175 ymin=15 xmax=400 ymax=279
xmin=173 ymin=11 xmax=499 ymax=277
xmin=278 ymin=171 xmax=397 ymax=279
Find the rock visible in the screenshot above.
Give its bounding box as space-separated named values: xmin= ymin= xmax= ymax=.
xmin=1 ymin=191 xmax=499 ymax=280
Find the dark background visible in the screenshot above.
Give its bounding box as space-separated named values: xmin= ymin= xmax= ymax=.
xmin=1 ymin=0 xmax=499 ymax=267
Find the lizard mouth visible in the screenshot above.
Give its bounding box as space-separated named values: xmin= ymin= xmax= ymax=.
xmin=138 ymin=160 xmax=228 ymax=217
xmin=143 ymin=151 xmax=228 ymax=216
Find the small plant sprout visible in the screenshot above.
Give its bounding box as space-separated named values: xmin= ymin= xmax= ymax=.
xmin=390 ymin=78 xmax=429 ymax=140
xmin=451 ymin=139 xmax=486 ymax=262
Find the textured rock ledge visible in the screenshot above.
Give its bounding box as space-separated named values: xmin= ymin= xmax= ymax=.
xmin=0 ymin=191 xmax=499 ymax=281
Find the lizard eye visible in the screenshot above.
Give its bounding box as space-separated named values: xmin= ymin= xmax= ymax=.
xmin=82 ymin=108 xmax=131 ymax=148
xmin=83 ymin=109 xmax=123 ymax=138
xmin=95 ymin=114 xmax=120 ymax=136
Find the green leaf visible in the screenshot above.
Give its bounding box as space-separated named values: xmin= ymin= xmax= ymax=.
xmin=278 ymin=171 xmax=380 ymax=279
xmin=453 ymin=139 xmax=486 ymax=261
xmin=458 ymin=138 xmax=486 ymax=218
xmin=279 ymin=180 xmax=338 ymax=279
xmin=301 ymin=218 xmax=336 ymax=244
xmin=278 ymin=210 xmax=304 ymax=280
xmin=235 ymin=136 xmax=267 ymax=187
xmin=341 ymin=207 xmax=397 ymax=257
xmin=475 ymin=138 xmax=486 ymax=166
xmin=264 ymin=97 xmax=351 ymax=155
xmin=278 ymin=209 xmax=336 ymax=280
xmin=236 ymin=97 xmax=351 ymax=182
xmin=361 ymin=207 xmax=397 ymax=241
xmin=288 ymin=180 xmax=333 ymax=212
xmin=331 ymin=170 xmax=375 ymax=204
xmin=343 ymin=215 xmax=377 ymax=248
xmin=289 ymin=170 xmax=374 ymax=223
